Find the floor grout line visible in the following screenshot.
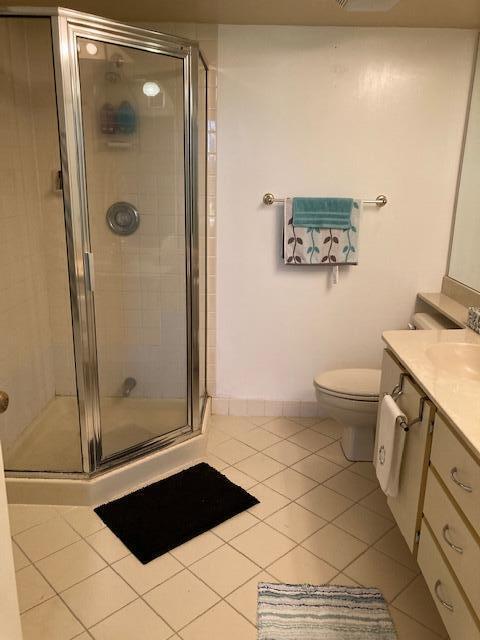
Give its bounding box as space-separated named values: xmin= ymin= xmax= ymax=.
xmin=10 ymin=512 xmax=69 ymax=538
xmin=210 ymin=427 xmax=352 ymax=481
xmin=13 ymin=415 xmax=444 ymax=638
xmin=207 ymin=418 xmax=445 ymax=634
xmin=15 ymin=532 xmax=102 ymax=568
xmin=27 ymin=511 xmax=147 ymax=635
xmin=18 ymin=556 xmax=90 ymax=636
xmin=125 ymin=523 xmax=265 ymax=632
xmin=388 ymin=604 xmax=445 ymax=639
xmin=209 ymin=423 xmax=429 ymax=611
xmin=18 ymin=591 xmax=58 ymax=617
xmin=213 ymin=435 xmax=393 ymax=548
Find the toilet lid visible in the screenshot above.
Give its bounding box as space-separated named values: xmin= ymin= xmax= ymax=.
xmin=314 ymin=368 xmax=381 ymax=400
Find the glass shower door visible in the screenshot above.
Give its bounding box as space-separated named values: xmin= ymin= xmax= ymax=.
xmin=0 ymin=17 xmax=83 ymax=473
xmin=77 ymin=38 xmax=189 ymax=461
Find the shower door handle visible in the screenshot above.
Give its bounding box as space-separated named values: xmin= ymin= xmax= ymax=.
xmin=84 ymin=252 xmax=95 ymax=293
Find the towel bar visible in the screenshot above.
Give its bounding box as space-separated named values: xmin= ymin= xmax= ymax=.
xmin=396 ymin=416 xmax=410 ymax=433
xmin=396 ymin=397 xmax=427 ymax=432
xmin=391 ymin=372 xmax=408 ymax=400
xmin=262 ymin=193 xmax=388 ymax=207
xmin=396 ymin=406 xmax=427 ymax=432
xmin=390 ymin=372 xmax=427 ymax=431
xmin=408 ymin=395 xmax=428 ymax=428
xmin=390 ymin=370 xmax=428 ymax=431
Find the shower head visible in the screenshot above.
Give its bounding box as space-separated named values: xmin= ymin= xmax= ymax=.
xmin=336 ymin=0 xmax=400 ymax=10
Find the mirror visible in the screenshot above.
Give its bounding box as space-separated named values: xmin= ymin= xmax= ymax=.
xmin=448 ymin=43 xmax=480 ymax=292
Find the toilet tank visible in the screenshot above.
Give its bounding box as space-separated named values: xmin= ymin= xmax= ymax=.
xmin=411 ymin=312 xmax=455 ymax=330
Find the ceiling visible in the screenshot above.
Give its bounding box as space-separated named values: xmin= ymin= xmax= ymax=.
xmin=8 ymin=0 xmax=480 ymax=28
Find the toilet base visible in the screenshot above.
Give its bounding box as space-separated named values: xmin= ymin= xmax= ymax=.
xmin=341 ymin=424 xmax=375 ymax=462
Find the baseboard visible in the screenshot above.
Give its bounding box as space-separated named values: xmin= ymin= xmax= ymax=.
xmin=211 ymin=397 xmax=326 ymax=419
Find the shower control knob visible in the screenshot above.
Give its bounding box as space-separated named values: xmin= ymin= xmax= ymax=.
xmin=0 ymin=391 xmax=9 ymax=413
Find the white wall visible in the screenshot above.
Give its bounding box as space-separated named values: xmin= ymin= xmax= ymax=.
xmin=217 ymin=25 xmax=476 ymax=403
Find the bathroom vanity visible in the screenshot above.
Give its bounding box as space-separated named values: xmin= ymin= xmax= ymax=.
xmin=378 ymin=329 xmax=480 ymax=640
xmin=379 ymin=40 xmax=480 ymax=638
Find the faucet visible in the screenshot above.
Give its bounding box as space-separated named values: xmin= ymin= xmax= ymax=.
xmin=122 ymin=377 xmax=137 ymax=397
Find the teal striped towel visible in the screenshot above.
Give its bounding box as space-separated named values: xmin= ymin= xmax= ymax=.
xmin=292 ymin=197 xmax=354 ymax=229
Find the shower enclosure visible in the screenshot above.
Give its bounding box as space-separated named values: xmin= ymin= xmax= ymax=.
xmin=0 ymin=8 xmax=208 ymax=480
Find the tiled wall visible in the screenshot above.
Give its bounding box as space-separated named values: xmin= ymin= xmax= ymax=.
xmin=203 ymin=29 xmax=218 ymax=399
xmin=80 ymin=45 xmax=188 ymax=399
xmin=212 ymin=397 xmax=323 ymax=418
xmin=198 ymin=59 xmax=207 ymax=404
xmin=36 ymin=32 xmax=78 ymax=399
xmin=0 ymin=19 xmax=219 ymax=457
xmin=145 ymin=22 xmax=218 ymax=399
xmin=0 ymin=19 xmax=78 ymax=452
xmin=79 ymin=25 xmax=218 ymax=402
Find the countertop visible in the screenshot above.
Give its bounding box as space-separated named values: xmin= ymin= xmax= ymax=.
xmin=382 ymin=328 xmax=480 ymax=458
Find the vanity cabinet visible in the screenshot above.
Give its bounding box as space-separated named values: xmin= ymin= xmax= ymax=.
xmin=418 ymin=412 xmax=480 ymax=639
xmin=378 ymin=350 xmax=434 ymax=552
xmin=430 ymin=414 xmax=480 ymax=532
xmin=423 ymin=468 xmax=480 ymax=613
xmin=379 ymin=349 xmax=480 ymax=639
xmin=417 ymin=522 xmax=480 ymax=640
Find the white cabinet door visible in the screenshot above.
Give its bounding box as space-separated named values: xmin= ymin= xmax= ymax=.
xmin=378 ymin=350 xmax=434 ymax=553
xmin=0 ymin=444 xmax=22 ymax=640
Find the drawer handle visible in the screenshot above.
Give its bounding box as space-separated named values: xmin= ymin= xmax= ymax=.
xmin=450 ymin=467 xmax=473 ymax=493
xmin=434 ymin=580 xmax=454 ymax=612
xmin=442 ymin=525 xmax=463 ymax=554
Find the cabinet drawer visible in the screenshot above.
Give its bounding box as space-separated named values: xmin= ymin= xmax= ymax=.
xmin=431 ymin=414 xmax=480 ymax=531
xmin=418 ymin=521 xmax=480 ymax=640
xmin=424 ymin=469 xmax=480 ymax=612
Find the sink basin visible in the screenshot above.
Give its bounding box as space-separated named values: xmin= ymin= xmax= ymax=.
xmin=426 ymin=343 xmax=480 ymax=381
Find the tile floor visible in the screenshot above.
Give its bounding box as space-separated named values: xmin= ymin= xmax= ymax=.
xmin=10 ymin=414 xmax=449 ymax=639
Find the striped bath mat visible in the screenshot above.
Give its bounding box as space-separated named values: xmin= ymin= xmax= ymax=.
xmin=257 ymin=583 xmax=397 ymax=639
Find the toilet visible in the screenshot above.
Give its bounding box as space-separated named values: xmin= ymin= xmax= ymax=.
xmin=314 ymin=368 xmax=381 ymax=461
xmin=314 ymin=312 xmax=455 ymax=461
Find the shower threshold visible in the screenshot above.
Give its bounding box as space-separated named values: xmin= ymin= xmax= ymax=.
xmin=5 ymin=398 xmax=210 ymax=506
xmin=7 ymin=396 xmax=188 ymax=472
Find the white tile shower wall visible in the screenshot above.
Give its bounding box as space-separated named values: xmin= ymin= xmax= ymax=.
xmin=30 ymin=26 xmax=77 ymax=399
xmin=81 ymin=49 xmax=187 ymax=400
xmin=216 ymin=25 xmax=476 ymax=403
xmin=207 ymin=65 xmax=218 ymax=398
xmin=144 ymin=22 xmax=219 ymax=397
xmin=0 ymin=20 xmax=77 ymax=452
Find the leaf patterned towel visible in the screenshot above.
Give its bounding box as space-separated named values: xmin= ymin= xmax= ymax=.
xmin=284 ymin=197 xmax=360 ymax=265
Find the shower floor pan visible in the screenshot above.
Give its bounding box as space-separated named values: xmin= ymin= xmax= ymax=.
xmin=5 ymin=396 xmax=209 ymax=507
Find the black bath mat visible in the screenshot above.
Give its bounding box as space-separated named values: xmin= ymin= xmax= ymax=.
xmin=94 ymin=462 xmax=259 ymax=564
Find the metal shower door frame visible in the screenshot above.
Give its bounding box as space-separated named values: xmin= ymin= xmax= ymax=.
xmin=50 ymin=8 xmax=202 ymax=474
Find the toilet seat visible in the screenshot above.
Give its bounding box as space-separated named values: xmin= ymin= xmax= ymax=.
xmin=314 ymin=368 xmax=381 ymax=402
